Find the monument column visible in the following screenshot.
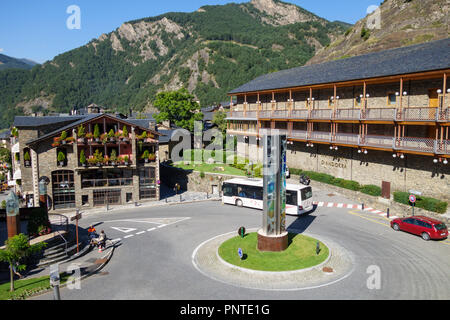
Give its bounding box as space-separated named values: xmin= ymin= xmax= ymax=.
xmin=258 ymin=131 xmax=288 ymax=252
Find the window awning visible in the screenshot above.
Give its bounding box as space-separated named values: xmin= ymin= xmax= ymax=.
xmin=13 ymin=169 xmax=21 ymax=180
xmin=11 ymin=143 xmax=20 ymax=153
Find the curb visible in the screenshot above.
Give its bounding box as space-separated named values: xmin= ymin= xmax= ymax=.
xmin=23 ymin=241 xmax=116 ymax=300
xmin=214 ymin=229 xmax=332 ymax=276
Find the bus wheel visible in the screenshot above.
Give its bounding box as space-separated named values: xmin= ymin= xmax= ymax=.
xmin=236 ymin=199 xmax=243 ymax=207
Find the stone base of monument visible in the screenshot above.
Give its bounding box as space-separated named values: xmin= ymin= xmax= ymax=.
xmin=257 ymin=229 xmax=288 ymax=252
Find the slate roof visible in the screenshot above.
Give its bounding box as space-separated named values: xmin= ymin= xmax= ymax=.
xmin=24 ymin=113 xmax=162 ymax=146
xmin=13 ymin=116 xmax=85 ymax=128
xmin=229 ymin=38 xmax=450 ymax=94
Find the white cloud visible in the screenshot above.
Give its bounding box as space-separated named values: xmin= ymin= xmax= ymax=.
xmin=0 ymin=48 xmax=3 ymax=53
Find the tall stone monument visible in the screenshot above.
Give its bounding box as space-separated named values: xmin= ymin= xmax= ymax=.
xmin=257 ymin=131 xmax=288 ymax=252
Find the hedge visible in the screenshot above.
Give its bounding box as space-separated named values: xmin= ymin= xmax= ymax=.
xmin=393 ymin=192 xmax=448 ymax=214
xmin=360 ymin=185 xmax=382 ymax=197
xmin=289 ymin=168 xmax=447 ymax=213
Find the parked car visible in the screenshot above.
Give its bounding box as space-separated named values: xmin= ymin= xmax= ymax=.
xmin=390 ymin=216 xmax=448 ymax=241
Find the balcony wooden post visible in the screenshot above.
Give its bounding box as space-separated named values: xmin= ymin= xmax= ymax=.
xmin=230 ymin=96 xmax=233 ymax=117
xmin=244 ymin=95 xmax=247 ymax=117
xmin=271 ymin=92 xmax=275 ymax=117
xmin=399 ymin=78 xmax=404 ymax=119
xmin=363 ymin=81 xmax=367 ymax=109
xmin=289 ymin=90 xmax=292 ymax=117
xmin=442 ymin=73 xmax=447 ymax=119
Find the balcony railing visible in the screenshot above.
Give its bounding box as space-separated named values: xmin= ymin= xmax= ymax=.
xmin=333 ymin=133 xmax=359 ymax=145
xmin=288 ymin=130 xmax=308 ymax=140
xmin=310 ymin=131 xmax=332 ymax=142
xmin=290 ymin=109 xmax=309 ymax=119
xmin=360 ymin=135 xmax=395 ymax=149
xmin=361 ymin=108 xmax=396 ymax=121
xmin=395 ymin=137 xmax=436 ymax=153
xmin=334 ymin=108 xmax=361 ymax=121
xmin=272 ymin=110 xmax=290 ymax=119
xmin=310 ymin=109 xmax=332 ymax=120
xmin=399 ymin=107 xmax=438 ymax=121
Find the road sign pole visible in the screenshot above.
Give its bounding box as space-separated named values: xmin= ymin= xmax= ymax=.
xmin=76 ymin=216 xmax=79 ymax=253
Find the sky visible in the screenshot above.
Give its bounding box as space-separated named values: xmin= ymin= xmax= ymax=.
xmin=0 ymin=0 xmax=383 ymax=64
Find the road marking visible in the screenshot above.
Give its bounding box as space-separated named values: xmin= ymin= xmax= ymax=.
xmin=124 ymin=234 xmax=134 ymax=239
xmin=157 ymin=225 xmax=165 ymax=228
xmin=348 ymin=210 xmax=391 ymax=228
xmin=136 ymin=231 xmax=146 ymax=235
xmin=337 ymin=203 xmax=344 ymax=208
xmin=111 ymin=238 xmax=121 ymax=242
xmin=147 ymin=227 xmax=156 ymax=232
xmin=110 ymin=227 xmax=137 ymax=233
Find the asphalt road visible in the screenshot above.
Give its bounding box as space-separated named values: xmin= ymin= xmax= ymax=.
xmin=31 ymin=198 xmax=450 ymax=301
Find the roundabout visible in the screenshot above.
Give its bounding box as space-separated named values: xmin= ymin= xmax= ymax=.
xmin=192 ymin=228 xmax=356 ymax=291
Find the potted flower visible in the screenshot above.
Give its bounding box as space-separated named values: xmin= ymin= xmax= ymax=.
xmin=138 ymin=131 xmax=147 ymax=140
xmin=24 ymin=151 xmax=31 ymax=167
xmin=110 ymin=150 xmax=117 ymax=166
xmin=114 ymin=131 xmax=121 ymax=140
xmin=77 ymin=125 xmax=85 ymax=142
xmin=93 ymin=124 xmax=101 ymax=142
xmin=60 ymin=131 xmax=68 ymax=144
xmin=117 ymin=156 xmax=124 ymax=165
xmin=141 ymin=150 xmax=150 ymax=163
xmin=103 ymin=155 xmax=110 ymax=166
xmin=57 ymin=151 xmax=66 ymax=167
xmin=148 ymin=153 xmax=156 ymax=161
xmin=79 ymin=149 xmax=86 ymax=167
xmin=123 ymin=155 xmax=129 ymax=166
xmin=108 ymin=129 xmax=115 ymax=142
xmin=121 ymin=126 xmax=129 ymax=142
xmin=66 ymin=137 xmax=75 ymax=144
xmin=85 ymin=132 xmax=93 ymax=143
xmin=93 ymin=149 xmax=103 ymax=166
xmin=87 ymin=157 xmax=96 ymax=167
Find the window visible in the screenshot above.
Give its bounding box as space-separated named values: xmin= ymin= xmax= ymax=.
xmin=82 ymin=195 xmax=89 ymax=206
xmin=93 ymin=189 xmax=121 ymax=206
xmin=23 ymin=148 xmax=31 ymax=168
xmin=387 ymin=93 xmax=397 ymax=106
xmin=301 ymin=187 xmax=313 ymax=200
xmin=286 ymin=190 xmax=298 ymax=206
xmin=52 ymin=170 xmax=75 ymax=209
xmin=223 ymin=183 xmax=237 ymax=197
xmin=139 ymin=167 xmax=157 ymax=200
xmin=355 ymin=96 xmax=361 ymax=107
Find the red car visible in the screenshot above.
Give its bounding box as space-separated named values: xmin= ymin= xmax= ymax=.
xmin=391 ymin=216 xmax=448 ymax=241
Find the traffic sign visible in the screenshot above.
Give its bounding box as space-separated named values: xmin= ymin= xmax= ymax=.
xmin=238 ymin=248 xmax=243 ymax=260
xmin=409 ymin=195 xmax=416 ymax=203
xmin=71 ymin=212 xmax=82 ymax=221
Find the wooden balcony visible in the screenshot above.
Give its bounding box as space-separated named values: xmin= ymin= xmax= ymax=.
xmin=229 ymin=107 xmax=449 ymax=123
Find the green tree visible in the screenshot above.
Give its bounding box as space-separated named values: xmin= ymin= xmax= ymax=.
xmin=79 ymin=149 xmax=86 ymax=165
xmin=153 ymin=88 xmax=204 ymax=132
xmin=212 ymin=110 xmax=228 ymax=134
xmin=0 ymin=234 xmax=46 ymax=292
xmin=93 ymin=124 xmax=100 ymax=139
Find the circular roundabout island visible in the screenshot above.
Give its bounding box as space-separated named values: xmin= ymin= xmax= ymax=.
xmin=218 ymin=232 xmax=329 ymax=272
xmin=192 ymin=229 xmax=355 ymax=291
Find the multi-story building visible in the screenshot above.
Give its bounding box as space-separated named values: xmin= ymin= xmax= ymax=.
xmin=226 ymin=38 xmax=450 ymax=201
xmin=10 ymin=111 xmax=162 ymax=211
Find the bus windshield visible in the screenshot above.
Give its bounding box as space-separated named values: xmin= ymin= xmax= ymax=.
xmin=286 ymin=190 xmax=298 ymax=206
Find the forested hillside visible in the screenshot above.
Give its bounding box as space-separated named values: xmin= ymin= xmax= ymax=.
xmin=0 ymin=0 xmax=351 ymax=129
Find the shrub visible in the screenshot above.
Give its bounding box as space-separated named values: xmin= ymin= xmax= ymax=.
xmin=77 ymin=125 xmax=85 ymax=138
xmin=200 ymin=171 xmax=205 ymax=179
xmin=57 ymin=151 xmax=66 ymax=163
xmin=93 ymin=124 xmax=100 ymax=139
xmin=361 ymin=185 xmax=382 ymax=197
xmin=393 ymin=191 xmax=448 ymax=214
xmin=79 ymin=150 xmax=86 ymax=165
xmin=60 ymin=130 xmax=67 ymax=141
xmin=1 ymin=200 xmax=6 ymax=209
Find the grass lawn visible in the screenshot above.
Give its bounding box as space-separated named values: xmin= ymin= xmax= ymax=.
xmin=173 ymin=161 xmax=247 ymax=176
xmin=218 ymin=232 xmax=329 ymax=272
xmin=0 ymin=273 xmax=70 ymax=300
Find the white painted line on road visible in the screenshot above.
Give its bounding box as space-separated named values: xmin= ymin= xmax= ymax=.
xmin=147 ymin=227 xmax=156 ymax=232
xmin=124 ymin=235 xmax=134 ymax=239
xmin=136 ymin=231 xmax=146 ymax=235
xmin=111 ymin=238 xmax=121 ymax=242
xmin=157 ymin=225 xmax=165 ymax=228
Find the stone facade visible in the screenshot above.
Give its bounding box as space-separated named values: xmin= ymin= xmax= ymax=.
xmin=12 ymin=115 xmax=161 ymax=212
xmin=236 ymin=139 xmax=449 ymax=202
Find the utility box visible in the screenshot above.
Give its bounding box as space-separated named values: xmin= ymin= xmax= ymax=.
xmin=381 ymin=181 xmax=391 ymax=199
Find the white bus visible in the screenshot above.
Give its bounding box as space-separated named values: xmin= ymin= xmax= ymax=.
xmin=222 ymin=178 xmax=314 ymax=215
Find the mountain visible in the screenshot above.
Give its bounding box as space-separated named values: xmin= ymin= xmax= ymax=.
xmin=0 ymin=0 xmax=350 ymax=128
xmin=306 ymin=0 xmax=449 ymax=65
xmin=0 ymin=54 xmax=38 ymax=70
